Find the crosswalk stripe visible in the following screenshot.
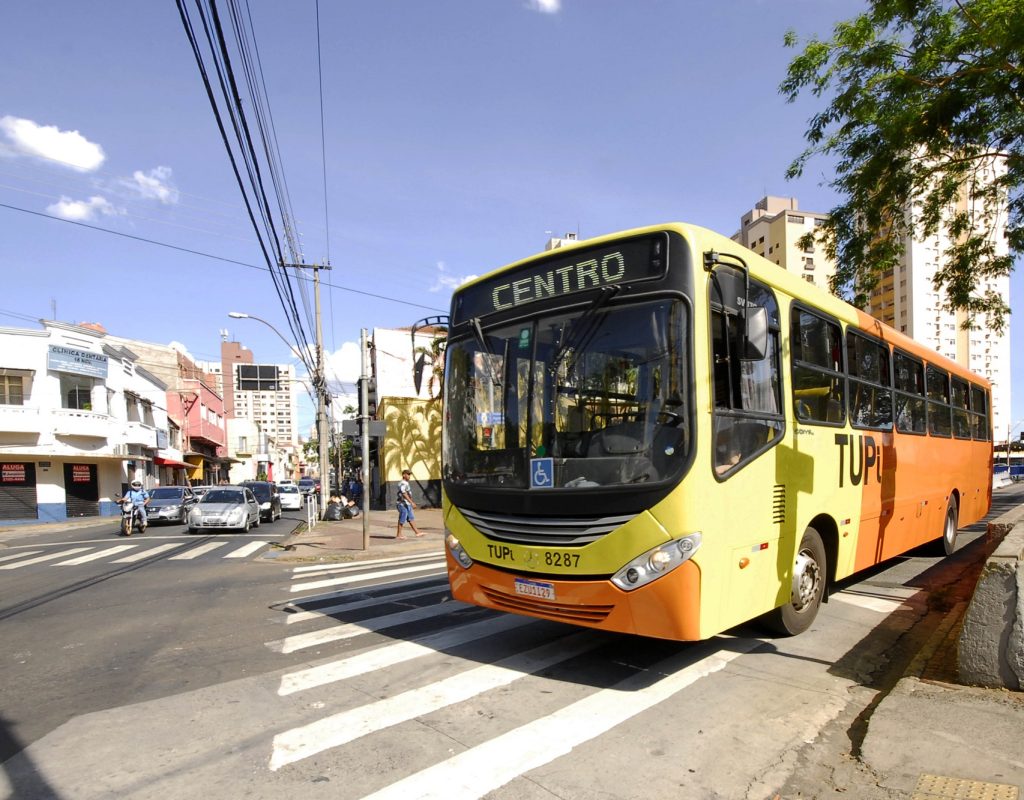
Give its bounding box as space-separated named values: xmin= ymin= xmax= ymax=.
xmin=278 ymin=613 xmax=533 ymax=696
xmin=0 ymin=550 xmax=42 ymax=564
xmin=168 ymin=542 xmax=228 ymax=560
xmin=0 ymin=547 xmax=92 ymax=569
xmin=269 ymin=630 xmax=602 ymax=770
xmin=112 ymin=543 xmax=182 ymax=563
xmin=290 ymin=562 xmax=445 ymax=593
xmin=361 ymin=638 xmax=762 ymax=800
xmin=224 ymin=540 xmax=268 ymax=558
xmin=56 ymin=545 xmax=137 ymax=565
xmin=284 ymin=583 xmax=446 ymax=625
xmin=832 ymin=591 xmax=906 ymax=614
xmin=291 ymin=552 xmax=444 ymax=575
xmin=268 ymin=600 xmax=459 ymax=653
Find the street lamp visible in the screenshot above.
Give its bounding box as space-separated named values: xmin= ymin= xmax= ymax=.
xmin=228 ymin=311 xmax=331 ymax=514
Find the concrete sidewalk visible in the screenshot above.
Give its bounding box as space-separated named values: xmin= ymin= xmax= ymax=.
xmin=261 ymin=505 xmax=446 ymax=563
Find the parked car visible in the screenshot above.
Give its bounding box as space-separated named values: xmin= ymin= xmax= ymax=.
xmin=279 ymin=483 xmax=303 ymax=511
xmin=191 ymin=485 xmax=214 ymax=500
xmin=297 ymin=477 xmax=317 ymax=496
xmin=241 ymin=480 xmax=282 ymax=522
xmin=187 ymin=486 xmax=261 ymax=533
xmin=145 ymin=486 xmax=197 ymax=524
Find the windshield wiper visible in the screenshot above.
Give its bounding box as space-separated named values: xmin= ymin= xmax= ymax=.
xmin=551 ymin=285 xmax=621 ymax=376
xmin=470 ymin=317 xmax=503 ymax=387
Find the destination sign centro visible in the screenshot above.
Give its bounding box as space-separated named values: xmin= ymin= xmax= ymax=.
xmin=452 ymin=234 xmax=666 ymax=324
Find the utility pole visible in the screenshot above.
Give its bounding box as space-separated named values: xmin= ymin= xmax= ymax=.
xmin=282 ymin=261 xmax=332 ymax=517
xmin=360 ymin=327 xmax=370 ymax=549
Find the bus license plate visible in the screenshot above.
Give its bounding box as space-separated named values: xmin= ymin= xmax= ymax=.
xmin=514 ymin=577 xmax=555 ymax=601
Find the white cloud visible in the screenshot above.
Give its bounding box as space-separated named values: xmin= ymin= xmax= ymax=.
xmin=125 ymin=165 xmax=179 ymax=204
xmin=46 ymin=195 xmax=121 ymax=221
xmin=527 ymin=0 xmax=560 ymax=13
xmin=0 ymin=115 xmax=105 ymax=171
xmin=167 ymin=341 xmax=195 ymax=361
xmin=429 ymin=261 xmax=478 ymax=293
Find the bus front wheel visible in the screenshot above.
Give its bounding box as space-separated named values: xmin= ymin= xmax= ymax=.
xmin=766 ymin=527 xmax=826 ymax=636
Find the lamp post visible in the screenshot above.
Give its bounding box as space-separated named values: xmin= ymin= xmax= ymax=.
xmin=228 ymin=311 xmax=330 ymax=514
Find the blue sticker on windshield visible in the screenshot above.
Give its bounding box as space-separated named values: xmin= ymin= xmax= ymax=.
xmin=530 ymin=457 xmax=554 ymax=489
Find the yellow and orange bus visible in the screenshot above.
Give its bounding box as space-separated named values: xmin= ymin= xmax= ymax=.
xmin=442 ymin=223 xmax=992 ymax=640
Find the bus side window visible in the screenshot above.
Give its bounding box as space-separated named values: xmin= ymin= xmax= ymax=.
xmin=926 ymin=365 xmax=952 ymax=437
xmin=969 ymin=384 xmax=989 ymax=441
xmin=894 ymin=349 xmax=927 ymax=434
xmin=791 ymin=307 xmax=845 ymax=425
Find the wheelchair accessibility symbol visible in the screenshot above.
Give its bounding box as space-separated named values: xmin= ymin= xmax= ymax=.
xmin=530 ymin=457 xmax=554 ymax=489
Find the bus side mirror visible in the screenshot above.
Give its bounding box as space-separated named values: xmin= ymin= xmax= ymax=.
xmin=742 ymin=306 xmax=769 ymax=361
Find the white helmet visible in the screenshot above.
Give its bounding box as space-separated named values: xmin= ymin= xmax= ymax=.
xmin=130 ymin=480 xmax=142 ymax=489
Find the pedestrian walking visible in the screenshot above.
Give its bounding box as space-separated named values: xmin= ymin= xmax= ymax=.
xmin=395 ymin=468 xmax=425 ymax=539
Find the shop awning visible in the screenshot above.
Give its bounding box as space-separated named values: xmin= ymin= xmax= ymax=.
xmin=154 ymin=456 xmax=193 ymax=469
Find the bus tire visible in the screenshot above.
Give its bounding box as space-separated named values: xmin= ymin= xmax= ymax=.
xmin=766 ymin=527 xmax=826 ymax=636
xmin=941 ymin=496 xmax=959 ymax=556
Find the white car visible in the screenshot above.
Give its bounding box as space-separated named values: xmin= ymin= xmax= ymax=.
xmin=279 ymin=483 xmax=303 ymax=511
xmin=187 ymin=486 xmax=261 ymax=533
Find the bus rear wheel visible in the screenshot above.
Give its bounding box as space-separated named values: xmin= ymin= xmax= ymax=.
xmin=941 ymin=496 xmax=959 ymax=556
xmin=766 ymin=527 xmax=826 ymax=636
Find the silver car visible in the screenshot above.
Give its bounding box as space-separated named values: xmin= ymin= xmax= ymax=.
xmin=146 ymin=486 xmax=197 ymax=524
xmin=187 ymin=486 xmax=261 ymax=533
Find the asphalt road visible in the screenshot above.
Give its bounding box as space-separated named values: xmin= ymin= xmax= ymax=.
xmin=0 ymin=488 xmax=1019 ymax=799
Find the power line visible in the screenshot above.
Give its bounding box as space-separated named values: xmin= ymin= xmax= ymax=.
xmin=0 ymin=202 xmax=447 ymax=313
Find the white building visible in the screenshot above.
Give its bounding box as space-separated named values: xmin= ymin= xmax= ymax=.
xmin=0 ymin=321 xmax=172 ymax=522
xmin=863 ymin=162 xmax=1011 ymax=439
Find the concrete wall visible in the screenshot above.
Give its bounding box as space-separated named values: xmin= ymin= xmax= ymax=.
xmin=958 ymin=505 xmax=1024 ymax=690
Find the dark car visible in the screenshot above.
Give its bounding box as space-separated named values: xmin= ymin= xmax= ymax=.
xmin=145 ymin=486 xmax=197 ymax=524
xmin=241 ymin=480 xmax=282 ymax=522
xmin=297 ymin=477 xmax=317 ymax=496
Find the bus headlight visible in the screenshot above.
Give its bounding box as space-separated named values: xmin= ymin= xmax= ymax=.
xmin=446 ymin=532 xmax=473 ymax=569
xmin=611 ymin=533 xmax=702 ymax=591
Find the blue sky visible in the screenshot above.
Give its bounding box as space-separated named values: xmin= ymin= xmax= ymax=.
xmin=1 ymin=1 xmax=1020 ymax=434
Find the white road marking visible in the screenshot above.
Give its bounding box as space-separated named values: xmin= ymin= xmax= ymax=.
xmin=268 ymin=600 xmax=458 ymax=653
xmin=278 ymin=613 xmax=533 ymax=696
xmin=112 ymin=543 xmax=184 ymax=563
xmin=168 ymin=542 xmax=228 ymax=560
xmin=281 ymin=574 xmax=441 ymax=608
xmin=284 ymin=584 xmax=446 ymax=625
xmin=224 ymin=540 xmax=268 ymax=558
xmin=361 ymin=639 xmax=762 ymax=800
xmin=291 ymin=552 xmax=444 ymax=574
xmin=0 ymin=547 xmax=92 ymax=569
xmin=290 ymin=562 xmax=445 ymax=593
xmin=269 ymin=630 xmax=602 ymax=770
xmin=55 ymin=545 xmax=137 ymax=565
xmin=0 ymin=550 xmax=42 ymax=564
xmin=832 ymin=592 xmax=907 ymax=614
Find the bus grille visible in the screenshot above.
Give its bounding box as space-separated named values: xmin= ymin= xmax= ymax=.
xmin=459 ymin=508 xmax=637 ymax=547
xmin=481 ymin=586 xmax=613 ymax=624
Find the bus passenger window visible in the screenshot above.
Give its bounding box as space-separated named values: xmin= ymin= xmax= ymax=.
xmin=926 ymin=366 xmax=952 ymax=437
xmin=791 ymin=308 xmax=845 ymax=425
xmin=894 ymin=350 xmax=926 ymax=434
xmin=951 ymin=378 xmax=971 ymax=439
xmin=847 ymin=331 xmax=892 ymax=430
xmin=969 ymin=384 xmax=989 ymax=440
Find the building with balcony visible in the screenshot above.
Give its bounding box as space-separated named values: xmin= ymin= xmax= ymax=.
xmin=103 ymin=332 xmax=230 ymax=485
xmin=0 ymin=321 xmax=170 ymax=522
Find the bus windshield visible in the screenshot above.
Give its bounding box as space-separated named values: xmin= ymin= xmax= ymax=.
xmin=444 ymin=298 xmax=690 ymax=490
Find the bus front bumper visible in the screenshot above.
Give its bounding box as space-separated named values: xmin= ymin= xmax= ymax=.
xmin=446 ymin=551 xmax=703 ymax=641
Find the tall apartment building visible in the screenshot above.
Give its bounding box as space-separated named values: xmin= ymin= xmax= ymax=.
xmin=197 ymin=340 xmax=298 ymax=482
xmin=864 ymin=200 xmax=1010 ymax=441
xmin=732 ymin=196 xmax=836 ymax=292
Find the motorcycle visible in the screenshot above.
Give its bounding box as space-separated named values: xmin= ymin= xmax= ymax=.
xmin=119 ymin=498 xmax=147 ymax=536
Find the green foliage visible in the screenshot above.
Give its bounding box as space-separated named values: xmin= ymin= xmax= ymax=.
xmin=782 ymin=0 xmax=1023 ymax=331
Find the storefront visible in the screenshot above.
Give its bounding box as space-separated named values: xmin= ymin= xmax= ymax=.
xmin=0 ymin=462 xmax=37 ymax=521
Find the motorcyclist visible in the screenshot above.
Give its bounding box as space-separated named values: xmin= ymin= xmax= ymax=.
xmin=123 ymin=479 xmax=151 ymax=531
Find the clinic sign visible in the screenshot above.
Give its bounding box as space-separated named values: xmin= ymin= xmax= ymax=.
xmin=47 ymin=345 xmax=108 ymax=379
